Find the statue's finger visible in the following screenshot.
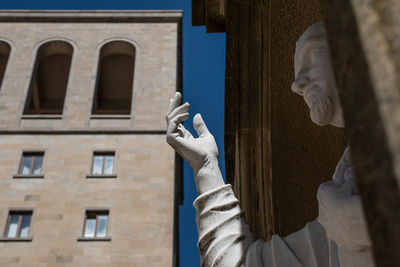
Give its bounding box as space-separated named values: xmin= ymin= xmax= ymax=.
xmin=178 ymin=124 xmax=194 ymax=140
xmin=166 ymin=92 xmax=182 ymax=117
xmin=167 ymin=102 xmax=190 ymax=122
xmin=166 ymin=133 xmax=196 ymax=162
xmin=193 ymin=113 xmax=210 ymax=138
xmin=173 ymin=112 xmax=189 ymax=125
xmin=166 ymin=132 xmax=181 ymax=147
xmin=167 ymin=112 xmax=189 ymax=134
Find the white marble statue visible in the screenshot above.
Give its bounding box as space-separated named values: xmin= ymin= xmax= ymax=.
xmin=166 ymin=22 xmax=375 ymax=267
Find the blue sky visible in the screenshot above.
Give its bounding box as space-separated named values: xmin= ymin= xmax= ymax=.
xmin=0 ymin=1 xmax=226 ymax=266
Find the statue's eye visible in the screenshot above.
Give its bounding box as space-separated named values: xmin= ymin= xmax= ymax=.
xmin=295 ymin=68 xmax=311 ymax=82
xmin=310 ymin=48 xmax=321 ymax=60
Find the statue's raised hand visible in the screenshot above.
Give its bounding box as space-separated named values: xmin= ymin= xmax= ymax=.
xmin=166 ymin=92 xmax=224 ymax=194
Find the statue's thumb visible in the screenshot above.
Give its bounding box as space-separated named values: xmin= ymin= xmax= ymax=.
xmin=193 ymin=114 xmax=210 ymax=137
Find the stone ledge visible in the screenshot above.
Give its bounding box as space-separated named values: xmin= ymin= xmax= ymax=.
xmin=21 ymin=115 xmax=63 ymax=120
xmin=77 ymin=237 xmax=111 ymax=242
xmin=13 ymin=174 xmax=44 ymax=179
xmin=86 ymin=174 xmax=117 ymax=179
xmin=0 ymin=237 xmax=33 ymax=242
xmin=90 ymin=115 xmax=131 ymax=120
xmin=0 ymin=10 xmax=183 ymax=23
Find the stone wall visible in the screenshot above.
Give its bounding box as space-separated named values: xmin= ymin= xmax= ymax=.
xmin=0 ymin=11 xmax=181 ymax=267
xmin=0 ymin=135 xmax=175 ymax=266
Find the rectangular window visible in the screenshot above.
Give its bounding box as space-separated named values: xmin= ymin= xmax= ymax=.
xmin=83 ymin=211 xmax=109 ymax=238
xmin=4 ymin=211 xmax=32 ymax=238
xmin=19 ymin=152 xmax=44 ymax=175
xmin=91 ymin=152 xmax=114 ymax=175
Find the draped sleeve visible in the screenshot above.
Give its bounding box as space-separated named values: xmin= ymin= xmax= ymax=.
xmin=193 ymin=184 xmax=254 ymax=267
xmin=193 ymin=184 xmax=339 ymax=267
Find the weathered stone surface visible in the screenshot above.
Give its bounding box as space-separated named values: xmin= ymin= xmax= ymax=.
xmin=1 ymin=256 xmax=20 ymax=263
xmin=191 ymin=0 xmax=225 ymax=32
xmin=56 ymin=255 xmax=73 ymax=263
xmin=322 ymin=1 xmax=400 ymax=266
xmin=205 ymin=0 xmax=225 ymax=33
xmin=24 ymin=195 xmax=40 ymax=201
xmin=192 ymin=0 xmax=206 ymax=26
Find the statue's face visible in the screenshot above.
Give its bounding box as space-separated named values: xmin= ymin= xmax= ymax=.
xmin=291 ymin=31 xmax=343 ymax=127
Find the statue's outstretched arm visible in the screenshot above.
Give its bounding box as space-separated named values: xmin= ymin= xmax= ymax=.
xmin=165 ymin=93 xmax=340 ymax=267
xmin=166 ymin=92 xmax=254 ymax=266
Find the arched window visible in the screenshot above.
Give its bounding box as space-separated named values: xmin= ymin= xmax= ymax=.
xmin=92 ymin=41 xmax=135 ymax=115
xmin=0 ymin=41 xmax=11 ymax=89
xmin=24 ymin=41 xmax=73 ymax=115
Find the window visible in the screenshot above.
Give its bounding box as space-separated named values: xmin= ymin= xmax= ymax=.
xmin=18 ymin=152 xmax=44 ymax=175
xmin=0 ymin=41 xmax=11 ymax=89
xmin=91 ymin=152 xmax=115 ymax=175
xmin=24 ymin=41 xmax=73 ymax=115
xmin=92 ymin=41 xmax=135 ymax=115
xmin=83 ymin=211 xmax=109 ymax=238
xmin=4 ymin=211 xmax=32 ymax=238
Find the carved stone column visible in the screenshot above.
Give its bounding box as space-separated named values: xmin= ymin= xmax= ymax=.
xmin=322 ymin=1 xmax=400 ymax=266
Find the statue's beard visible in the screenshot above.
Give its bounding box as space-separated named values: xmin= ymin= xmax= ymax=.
xmin=305 ymin=84 xmax=335 ymax=126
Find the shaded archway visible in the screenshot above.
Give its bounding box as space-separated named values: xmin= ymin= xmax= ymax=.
xmin=92 ymin=41 xmax=136 ymax=115
xmin=24 ymin=40 xmax=73 ymax=114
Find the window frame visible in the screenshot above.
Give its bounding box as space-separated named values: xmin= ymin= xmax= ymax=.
xmin=3 ymin=210 xmax=33 ymax=240
xmin=87 ymin=151 xmax=117 ymax=178
xmin=18 ymin=152 xmax=44 ymax=175
xmin=14 ymin=151 xmax=45 ymax=179
xmin=78 ymin=209 xmax=111 ymax=241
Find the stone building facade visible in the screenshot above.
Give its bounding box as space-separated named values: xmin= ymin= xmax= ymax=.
xmin=0 ymin=10 xmax=182 ymax=267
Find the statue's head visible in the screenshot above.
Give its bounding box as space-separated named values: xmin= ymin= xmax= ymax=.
xmin=292 ymin=22 xmax=344 ymax=128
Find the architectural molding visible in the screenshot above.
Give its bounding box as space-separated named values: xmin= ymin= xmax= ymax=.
xmin=0 ymin=10 xmax=183 ymax=23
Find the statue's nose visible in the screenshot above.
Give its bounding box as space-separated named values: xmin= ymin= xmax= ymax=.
xmin=291 ymin=77 xmax=308 ymax=95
